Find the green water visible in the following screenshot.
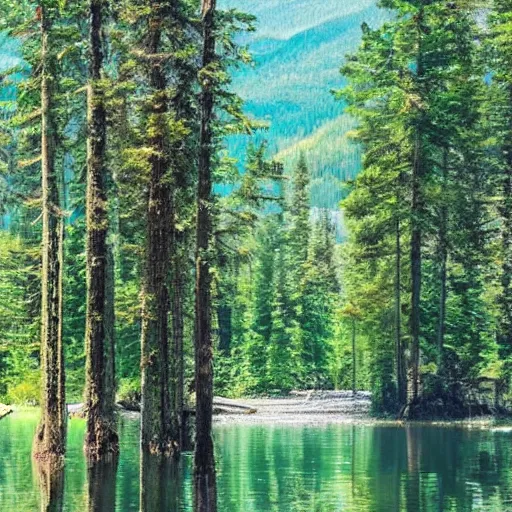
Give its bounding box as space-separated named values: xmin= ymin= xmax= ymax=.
xmin=1 ymin=411 xmax=512 ymax=511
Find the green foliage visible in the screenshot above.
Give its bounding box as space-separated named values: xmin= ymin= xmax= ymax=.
xmin=216 ymin=154 xmax=342 ymax=396
xmin=117 ymin=377 xmax=141 ymax=405
xmin=335 ymin=0 xmax=512 ymax=414
xmin=5 ymin=370 xmax=40 ymax=405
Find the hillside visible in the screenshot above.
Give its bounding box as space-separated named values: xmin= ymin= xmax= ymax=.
xmin=222 ymin=0 xmax=389 ymax=207
xmin=1 ymin=3 xmax=388 ymax=209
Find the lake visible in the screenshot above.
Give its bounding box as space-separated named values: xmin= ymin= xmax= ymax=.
xmin=0 ymin=411 xmax=511 ymax=511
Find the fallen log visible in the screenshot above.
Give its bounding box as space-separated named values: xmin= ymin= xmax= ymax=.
xmin=213 ymin=397 xmax=257 ymax=414
xmin=0 ymin=404 xmax=13 ymax=420
xmin=116 ymin=397 xmax=257 ymax=415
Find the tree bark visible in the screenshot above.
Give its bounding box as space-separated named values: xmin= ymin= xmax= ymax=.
xmin=194 ymin=0 xmax=217 ymax=510
xmin=170 ymin=228 xmax=185 ymax=451
xmin=410 ymin=132 xmax=422 ymax=402
xmin=352 ymin=318 xmax=356 ymax=396
xmin=140 ymin=0 xmax=176 ymax=456
xmin=395 ymin=213 xmax=406 ymax=406
xmin=84 ymin=0 xmax=119 ymax=462
xmin=437 ymin=149 xmax=449 ymax=370
xmin=410 ymin=8 xmax=425 ymax=403
xmin=33 ymin=4 xmax=66 ymax=461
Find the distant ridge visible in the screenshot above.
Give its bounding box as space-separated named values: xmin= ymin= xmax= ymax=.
xmin=222 ymin=0 xmax=389 ymax=208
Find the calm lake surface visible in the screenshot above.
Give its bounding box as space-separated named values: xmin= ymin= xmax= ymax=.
xmin=1 ymin=411 xmax=512 ymax=511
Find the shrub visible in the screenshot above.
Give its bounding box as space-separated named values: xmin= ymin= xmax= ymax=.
xmin=6 ymin=371 xmax=40 ymax=405
xmin=117 ymin=377 xmax=141 ymax=406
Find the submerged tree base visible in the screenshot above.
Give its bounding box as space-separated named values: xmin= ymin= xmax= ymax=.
xmin=32 ymin=423 xmax=66 ymax=463
xmin=32 ymin=440 xmax=65 ymax=466
xmin=402 ymin=384 xmax=510 ymax=421
xmin=84 ymin=420 xmax=120 ymax=463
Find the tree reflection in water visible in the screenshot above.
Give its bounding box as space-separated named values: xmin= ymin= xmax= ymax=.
xmin=86 ymin=456 xmax=119 ymax=512
xmin=36 ymin=459 xmax=64 ymax=512
xmin=140 ymin=449 xmax=183 ymax=511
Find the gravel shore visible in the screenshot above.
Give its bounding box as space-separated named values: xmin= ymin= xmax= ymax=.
xmin=213 ymin=391 xmax=372 ymax=426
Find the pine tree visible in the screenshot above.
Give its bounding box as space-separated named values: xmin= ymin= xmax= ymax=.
xmin=140 ymin=0 xmax=176 ymax=456
xmin=490 ymin=0 xmax=512 ymax=386
xmin=84 ymin=0 xmax=119 ymax=461
xmin=194 ymin=0 xmax=217 ymax=507
xmin=33 ymin=1 xmax=66 ymax=461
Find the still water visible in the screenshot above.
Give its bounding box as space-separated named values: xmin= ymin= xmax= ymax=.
xmin=0 ymin=411 xmax=512 ymax=511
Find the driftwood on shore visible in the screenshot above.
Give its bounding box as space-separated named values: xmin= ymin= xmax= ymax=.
xmin=0 ymin=404 xmax=13 ymax=420
xmin=116 ymin=397 xmax=257 ymax=415
xmin=69 ymin=397 xmax=258 ymax=417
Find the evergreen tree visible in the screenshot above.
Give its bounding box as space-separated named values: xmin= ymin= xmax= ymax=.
xmin=194 ymin=0 xmax=218 ymax=507
xmin=489 ymin=0 xmax=512 ymax=387
xmin=33 ymin=1 xmax=66 ymax=461
xmin=84 ymin=0 xmax=118 ymax=461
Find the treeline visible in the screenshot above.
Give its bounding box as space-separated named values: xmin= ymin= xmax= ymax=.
xmin=339 ymin=0 xmax=512 ymax=416
xmin=215 ymin=150 xmax=341 ymax=396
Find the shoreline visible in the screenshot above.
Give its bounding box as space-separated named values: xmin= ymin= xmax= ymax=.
xmin=4 ymin=391 xmax=512 ymax=430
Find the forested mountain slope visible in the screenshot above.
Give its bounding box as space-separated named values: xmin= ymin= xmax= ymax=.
xmin=222 ymin=0 xmax=389 ymax=207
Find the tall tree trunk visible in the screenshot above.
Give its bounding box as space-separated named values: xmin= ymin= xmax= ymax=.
xmin=437 ymin=149 xmax=449 ymax=370
xmin=351 ymin=318 xmax=356 ymax=396
xmin=410 ymin=9 xmax=425 ymax=403
xmin=170 ymin=225 xmax=185 ymax=450
xmin=140 ymin=0 xmax=176 ymax=456
xmin=395 ymin=213 xmax=406 ymax=407
xmin=33 ymin=4 xmax=66 ymax=461
xmin=194 ymin=0 xmax=217 ymax=510
xmin=410 ymin=131 xmax=422 ymax=402
xmin=84 ymin=0 xmax=119 ymax=462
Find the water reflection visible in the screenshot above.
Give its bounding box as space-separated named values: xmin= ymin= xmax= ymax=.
xmin=140 ymin=450 xmax=183 ymax=511
xmin=36 ymin=461 xmax=64 ymax=512
xmin=86 ymin=458 xmax=118 ymax=512
xmin=1 ymin=413 xmax=512 ymax=511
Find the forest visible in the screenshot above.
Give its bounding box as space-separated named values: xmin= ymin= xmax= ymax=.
xmin=1 ymin=0 xmax=512 ymax=511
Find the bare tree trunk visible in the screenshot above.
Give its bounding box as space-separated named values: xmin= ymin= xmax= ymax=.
xmin=171 ymin=236 xmax=185 ymax=450
xmin=194 ymin=0 xmax=217 ymax=510
xmin=84 ymin=0 xmax=119 ymax=462
xmin=395 ymin=213 xmax=406 ymax=407
xmin=140 ymin=0 xmax=176 ymax=456
xmin=437 ymin=149 xmax=449 ymax=370
xmin=352 ymin=318 xmax=356 ymax=396
xmin=33 ymin=4 xmax=66 ymax=461
xmin=410 ymin=10 xmax=425 ymax=403
xmin=410 ymin=132 xmax=422 ymax=402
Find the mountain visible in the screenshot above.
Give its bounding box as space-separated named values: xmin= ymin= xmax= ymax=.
xmin=221 ymin=0 xmax=389 ymax=208
xmin=0 ymin=33 xmax=23 ymax=119
xmin=1 ymin=3 xmax=389 ymax=209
